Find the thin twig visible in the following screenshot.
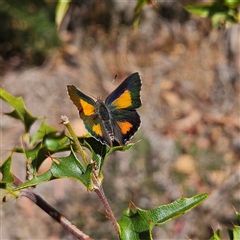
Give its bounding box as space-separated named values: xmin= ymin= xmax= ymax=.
xmin=13 ymin=175 xmax=92 ymax=240
xmin=95 ymin=185 xmax=120 ymax=237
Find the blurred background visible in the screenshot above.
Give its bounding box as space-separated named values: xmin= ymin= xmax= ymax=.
xmin=1 ymin=0 xmax=240 ymax=239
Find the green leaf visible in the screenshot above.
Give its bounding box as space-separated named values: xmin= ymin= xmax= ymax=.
xmin=118 ymin=193 xmax=209 ymax=240
xmin=0 ymin=155 xmax=14 ymax=184
xmin=209 ymin=229 xmax=221 ymax=240
xmin=42 ymin=131 xmax=69 ymax=152
xmin=134 ymin=0 xmax=151 ymax=14
xmin=56 ymin=0 xmax=70 ymax=29
xmin=211 ymin=12 xmax=227 ymax=27
xmin=184 ymin=1 xmax=240 ymax=27
xmin=227 ymin=210 xmax=240 ymax=240
xmin=14 ymin=144 xmax=49 ymax=173
xmin=134 ymin=0 xmax=152 ymax=31
xmin=119 ymin=208 xmax=149 ymax=240
xmin=14 ymin=122 xmax=70 ymax=172
xmin=0 ymin=88 xmax=38 ymax=132
xmin=233 ymin=225 xmax=240 ymax=240
xmin=13 ymin=170 xmax=53 ymax=191
xmin=137 ymin=193 xmax=209 ymax=225
xmin=184 ymin=5 xmax=211 ymax=18
xmin=50 ymin=150 xmax=89 ymax=184
xmin=109 ymin=142 xmax=135 ymax=153
xmin=77 ymin=135 xmax=135 ymax=171
xmin=225 ymin=0 xmax=240 ymax=8
xmin=236 ymin=211 xmax=240 ymax=225
xmin=13 ymin=150 xmax=93 ymax=191
xmin=78 ymin=136 xmax=108 ymax=170
xmin=31 ymin=119 xmax=69 ymax=152
xmin=31 ymin=120 xmax=59 ymax=145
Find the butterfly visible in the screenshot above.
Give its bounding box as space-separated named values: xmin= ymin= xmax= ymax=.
xmin=67 ymin=72 xmax=142 ymax=147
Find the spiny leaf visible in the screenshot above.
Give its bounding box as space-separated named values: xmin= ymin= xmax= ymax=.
xmin=227 ymin=209 xmax=240 ymax=240
xmin=0 ymin=155 xmax=14 ymax=184
xmin=51 ymin=158 xmax=93 ymax=190
xmin=13 ymin=150 xmax=93 ymax=191
xmin=209 ymin=229 xmax=221 ymax=240
xmin=14 ymin=127 xmax=70 ymax=173
xmin=118 ymin=193 xmax=209 ymax=240
xmin=50 ymin=150 xmax=86 ymax=180
xmin=14 ymin=144 xmax=50 ymax=173
xmin=0 ymin=88 xmax=38 ymax=132
xmin=119 ymin=207 xmax=154 ymax=240
xmin=137 ymin=193 xmax=209 ymax=225
xmin=31 ymin=120 xmax=59 ymax=145
xmin=233 ymin=225 xmax=240 ymax=240
xmin=13 ymin=170 xmax=53 ymax=191
xmin=77 ymin=135 xmax=136 ymax=170
xmin=42 ymin=131 xmax=69 ymax=152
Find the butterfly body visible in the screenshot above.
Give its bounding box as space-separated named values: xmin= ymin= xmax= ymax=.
xmin=67 ymin=72 xmax=142 ymax=147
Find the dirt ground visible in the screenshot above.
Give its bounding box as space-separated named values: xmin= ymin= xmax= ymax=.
xmin=1 ymin=3 xmax=240 ymax=240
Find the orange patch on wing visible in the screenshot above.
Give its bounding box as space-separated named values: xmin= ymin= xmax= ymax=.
xmin=92 ymin=123 xmax=102 ymax=136
xmin=112 ymin=90 xmax=132 ymax=109
xmin=117 ymin=121 xmax=133 ymax=134
xmin=80 ymin=99 xmax=95 ymax=116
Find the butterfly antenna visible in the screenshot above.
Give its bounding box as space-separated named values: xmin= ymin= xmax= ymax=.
xmin=101 ymin=74 xmax=118 ymax=98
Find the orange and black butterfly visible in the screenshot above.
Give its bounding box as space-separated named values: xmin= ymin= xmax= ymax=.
xmin=67 ymin=72 xmax=142 ymax=147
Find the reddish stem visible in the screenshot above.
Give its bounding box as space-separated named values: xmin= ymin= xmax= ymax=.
xmin=95 ymin=185 xmax=120 ymax=237
xmin=12 ymin=175 xmax=92 ymax=240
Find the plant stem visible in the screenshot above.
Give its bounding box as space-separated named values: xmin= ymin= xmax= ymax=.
xmin=95 ymin=185 xmax=120 ymax=237
xmin=21 ymin=189 xmax=92 ymax=240
xmin=13 ymin=175 xmax=92 ymax=240
xmin=61 ymin=115 xmax=88 ymax=165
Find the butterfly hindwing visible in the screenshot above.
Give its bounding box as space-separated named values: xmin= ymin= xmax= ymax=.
xmin=111 ymin=109 xmax=141 ymax=145
xmin=84 ymin=115 xmax=112 ymax=146
xmin=105 ymin=72 xmax=142 ymax=110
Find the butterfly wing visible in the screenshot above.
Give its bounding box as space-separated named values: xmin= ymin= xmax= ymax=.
xmin=67 ymin=85 xmax=112 ymax=145
xmin=83 ymin=114 xmax=112 ymax=146
xmin=67 ymin=85 xmax=96 ymax=119
xmin=105 ymin=72 xmax=142 ymax=145
xmin=105 ymin=72 xmax=142 ymax=110
xmin=110 ymin=109 xmax=141 ymax=145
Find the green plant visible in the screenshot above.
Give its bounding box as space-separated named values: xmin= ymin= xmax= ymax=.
xmin=0 ymin=0 xmax=60 ymax=66
xmin=210 ymin=209 xmax=240 ymax=240
xmin=184 ymin=0 xmax=240 ymax=27
xmin=0 ymin=87 xmax=209 ymax=239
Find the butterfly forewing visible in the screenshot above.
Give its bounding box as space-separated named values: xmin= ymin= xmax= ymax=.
xmin=105 ymin=72 xmax=142 ymax=110
xmin=67 ymin=85 xmax=96 ymax=119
